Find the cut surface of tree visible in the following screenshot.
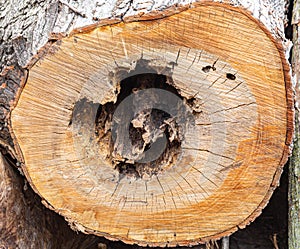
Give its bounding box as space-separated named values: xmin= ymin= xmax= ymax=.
xmin=10 ymin=2 xmax=293 ymax=247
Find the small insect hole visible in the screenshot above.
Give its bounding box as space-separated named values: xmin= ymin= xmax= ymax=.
xmin=226 ymin=73 xmax=236 ymax=80
xmin=202 ymin=65 xmax=216 ymax=73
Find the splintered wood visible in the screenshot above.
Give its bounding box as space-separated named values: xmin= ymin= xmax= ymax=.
xmin=10 ymin=2 xmax=293 ymax=247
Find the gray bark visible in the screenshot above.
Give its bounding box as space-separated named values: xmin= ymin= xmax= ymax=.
xmin=289 ymin=113 xmax=300 ymax=249
xmin=289 ymin=0 xmax=300 ymax=248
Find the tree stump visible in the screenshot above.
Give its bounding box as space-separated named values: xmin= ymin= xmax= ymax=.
xmin=4 ymin=1 xmax=293 ymax=247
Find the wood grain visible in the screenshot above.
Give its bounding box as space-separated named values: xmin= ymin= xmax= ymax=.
xmin=10 ymin=2 xmax=293 ymax=247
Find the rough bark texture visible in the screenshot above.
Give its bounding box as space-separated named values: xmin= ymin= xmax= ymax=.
xmin=289 ymin=113 xmax=300 ymax=249
xmin=289 ymin=0 xmax=300 ymax=248
xmin=0 ymin=0 xmax=293 ymax=248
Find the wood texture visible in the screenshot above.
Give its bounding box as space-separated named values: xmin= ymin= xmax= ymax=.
xmin=0 ymin=151 xmax=108 ymax=248
xmin=9 ymin=2 xmax=293 ymax=247
xmin=0 ymin=0 xmax=289 ymax=164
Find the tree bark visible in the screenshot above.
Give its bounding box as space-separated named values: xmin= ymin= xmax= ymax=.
xmin=289 ymin=0 xmax=300 ymax=248
xmin=0 ymin=0 xmax=293 ymax=248
xmin=289 ymin=114 xmax=300 ymax=249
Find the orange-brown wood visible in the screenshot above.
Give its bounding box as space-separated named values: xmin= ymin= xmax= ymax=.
xmin=10 ymin=2 xmax=293 ymax=247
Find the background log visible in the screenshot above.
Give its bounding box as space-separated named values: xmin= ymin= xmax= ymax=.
xmin=289 ymin=114 xmax=300 ymax=249
xmin=289 ymin=0 xmax=300 ymax=248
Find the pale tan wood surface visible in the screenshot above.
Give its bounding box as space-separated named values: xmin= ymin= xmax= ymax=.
xmin=10 ymin=2 xmax=293 ymax=247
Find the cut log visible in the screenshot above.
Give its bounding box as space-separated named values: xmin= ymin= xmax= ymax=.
xmin=0 ymin=151 xmax=106 ymax=248
xmin=3 ymin=0 xmax=293 ymax=247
